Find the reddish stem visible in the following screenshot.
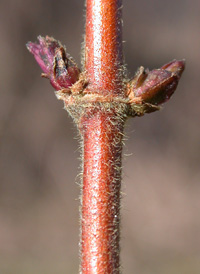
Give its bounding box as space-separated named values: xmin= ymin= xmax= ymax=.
xmin=27 ymin=0 xmax=185 ymax=273
xmin=85 ymin=0 xmax=123 ymax=96
xmin=80 ymin=0 xmax=124 ymax=273
xmin=80 ymin=110 xmax=124 ymax=273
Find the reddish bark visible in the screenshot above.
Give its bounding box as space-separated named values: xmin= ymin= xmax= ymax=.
xmin=85 ymin=0 xmax=123 ymax=97
xmin=80 ymin=1 xmax=125 ymax=272
xmin=27 ymin=0 xmax=185 ymax=273
xmin=80 ymin=110 xmax=124 ymax=273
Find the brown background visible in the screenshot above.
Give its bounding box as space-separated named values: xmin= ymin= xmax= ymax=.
xmin=0 ymin=0 xmax=200 ymax=273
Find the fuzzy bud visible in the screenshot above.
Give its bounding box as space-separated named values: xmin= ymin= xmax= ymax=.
xmin=128 ymin=60 xmax=185 ymax=105
xmin=26 ymin=36 xmax=80 ymax=90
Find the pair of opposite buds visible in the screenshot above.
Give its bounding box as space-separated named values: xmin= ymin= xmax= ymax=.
xmin=27 ymin=36 xmax=185 ymax=109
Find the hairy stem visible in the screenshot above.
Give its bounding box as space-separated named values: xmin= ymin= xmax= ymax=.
xmin=80 ymin=0 xmax=125 ymax=272
xmin=85 ymin=0 xmax=124 ymax=96
xmin=26 ymin=0 xmax=185 ymax=272
xmin=80 ymin=109 xmax=124 ymax=273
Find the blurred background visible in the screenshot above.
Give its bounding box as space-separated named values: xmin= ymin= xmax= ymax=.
xmin=0 ymin=0 xmax=200 ymax=273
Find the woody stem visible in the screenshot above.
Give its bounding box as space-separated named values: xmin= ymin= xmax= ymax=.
xmin=79 ymin=0 xmax=125 ymax=273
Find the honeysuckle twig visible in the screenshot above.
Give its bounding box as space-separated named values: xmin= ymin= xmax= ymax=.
xmin=26 ymin=0 xmax=185 ymax=273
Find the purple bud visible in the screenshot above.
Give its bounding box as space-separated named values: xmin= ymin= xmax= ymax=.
xmin=26 ymin=36 xmax=80 ymax=90
xmin=128 ymin=60 xmax=185 ymax=105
